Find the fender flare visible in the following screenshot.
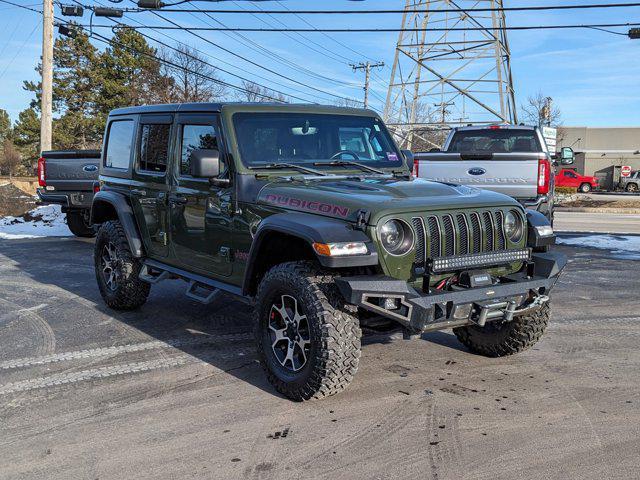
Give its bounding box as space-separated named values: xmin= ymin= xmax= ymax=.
xmin=91 ymin=190 xmax=144 ymax=258
xmin=526 ymin=209 xmax=555 ymax=248
xmin=242 ymin=212 xmax=378 ymax=295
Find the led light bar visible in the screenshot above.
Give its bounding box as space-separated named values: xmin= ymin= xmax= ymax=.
xmin=430 ymin=249 xmax=530 ymax=273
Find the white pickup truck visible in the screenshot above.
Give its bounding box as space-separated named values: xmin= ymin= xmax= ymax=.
xmin=413 ymin=125 xmax=574 ymax=222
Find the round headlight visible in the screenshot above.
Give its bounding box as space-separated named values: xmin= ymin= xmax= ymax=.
xmin=504 ymin=210 xmax=524 ymax=243
xmin=379 ymin=219 xmax=414 ymax=256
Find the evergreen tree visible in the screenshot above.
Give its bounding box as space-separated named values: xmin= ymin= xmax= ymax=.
xmin=96 ymin=28 xmax=174 ymax=120
xmin=12 ymin=107 xmax=40 ymax=169
xmin=0 ymin=109 xmax=11 ymax=145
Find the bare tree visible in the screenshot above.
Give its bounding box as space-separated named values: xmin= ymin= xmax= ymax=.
xmin=1 ymin=140 xmax=22 ymax=179
xmin=236 ymin=80 xmax=286 ymax=103
xmin=520 ymin=91 xmax=562 ymax=127
xmin=163 ymin=45 xmax=227 ymax=103
xmin=333 ymin=98 xmax=363 ymax=108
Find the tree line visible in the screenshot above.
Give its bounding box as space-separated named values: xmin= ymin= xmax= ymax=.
xmin=0 ymin=27 xmax=285 ymax=176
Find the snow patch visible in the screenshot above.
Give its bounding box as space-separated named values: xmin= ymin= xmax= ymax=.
xmin=557 ymin=234 xmax=640 ymax=259
xmin=0 ymin=205 xmax=72 ymax=239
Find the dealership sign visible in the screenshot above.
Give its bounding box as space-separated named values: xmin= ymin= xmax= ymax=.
xmin=542 ymin=126 xmax=557 ymax=152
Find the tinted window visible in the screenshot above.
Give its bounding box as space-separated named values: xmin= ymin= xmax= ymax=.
xmin=233 ymin=113 xmax=401 ymax=168
xmin=138 ymin=124 xmax=171 ymax=173
xmin=180 ymin=124 xmax=219 ymax=176
xmin=448 ymin=129 xmax=541 ymax=153
xmin=104 ymin=120 xmax=134 ymax=169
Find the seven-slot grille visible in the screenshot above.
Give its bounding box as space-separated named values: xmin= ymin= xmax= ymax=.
xmin=412 ymin=210 xmax=515 ymax=266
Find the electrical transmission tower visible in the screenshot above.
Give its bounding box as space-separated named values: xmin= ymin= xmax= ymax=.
xmin=384 ymin=0 xmax=518 ymax=149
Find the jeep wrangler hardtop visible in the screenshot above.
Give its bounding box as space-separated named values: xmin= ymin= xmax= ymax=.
xmin=91 ymin=103 xmax=566 ymax=401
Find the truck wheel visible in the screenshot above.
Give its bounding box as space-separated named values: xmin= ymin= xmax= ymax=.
xmin=94 ymin=220 xmax=150 ymax=310
xmin=66 ymin=211 xmax=96 ymax=238
xmin=626 ymin=183 xmax=638 ymax=193
xmin=579 ymin=183 xmax=592 ymax=193
xmin=453 ymin=303 xmax=550 ymax=357
xmin=254 ymin=261 xmax=361 ymax=401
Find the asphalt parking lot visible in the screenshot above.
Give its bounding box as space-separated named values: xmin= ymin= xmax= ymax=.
xmin=0 ymin=237 xmax=638 ymax=480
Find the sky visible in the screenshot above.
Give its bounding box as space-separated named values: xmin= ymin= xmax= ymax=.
xmin=0 ymin=0 xmax=638 ymax=127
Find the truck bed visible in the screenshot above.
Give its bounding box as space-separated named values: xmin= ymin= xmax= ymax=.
xmin=414 ymin=152 xmax=541 ymax=200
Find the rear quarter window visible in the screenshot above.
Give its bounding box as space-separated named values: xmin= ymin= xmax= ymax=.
xmin=104 ymin=120 xmax=135 ymax=169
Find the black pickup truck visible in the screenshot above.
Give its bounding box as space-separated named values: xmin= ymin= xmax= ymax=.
xmin=37 ymin=149 xmax=100 ymax=237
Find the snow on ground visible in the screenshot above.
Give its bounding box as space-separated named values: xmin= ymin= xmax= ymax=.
xmin=557 ymin=234 xmax=640 ymax=259
xmin=0 ymin=205 xmax=71 ymax=239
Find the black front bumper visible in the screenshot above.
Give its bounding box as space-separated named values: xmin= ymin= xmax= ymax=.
xmin=335 ymin=251 xmax=566 ymax=333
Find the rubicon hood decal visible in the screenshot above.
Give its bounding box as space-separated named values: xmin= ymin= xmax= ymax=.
xmin=263 ymin=194 xmax=350 ymax=218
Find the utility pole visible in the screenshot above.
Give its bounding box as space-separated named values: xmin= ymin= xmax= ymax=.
xmin=350 ymin=61 xmax=384 ymax=108
xmin=40 ymin=0 xmax=54 ymax=154
xmin=434 ymin=101 xmax=454 ymax=124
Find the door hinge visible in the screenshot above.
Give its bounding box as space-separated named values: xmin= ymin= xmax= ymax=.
xmin=356 ymin=209 xmax=370 ymax=231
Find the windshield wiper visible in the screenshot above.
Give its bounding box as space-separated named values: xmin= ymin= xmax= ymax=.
xmin=313 ymin=160 xmax=385 ymax=175
xmin=248 ymin=162 xmax=328 ymax=176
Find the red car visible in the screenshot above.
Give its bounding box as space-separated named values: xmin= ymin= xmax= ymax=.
xmin=556 ymin=168 xmax=599 ymax=193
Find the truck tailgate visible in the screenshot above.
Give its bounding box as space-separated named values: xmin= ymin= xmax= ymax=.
xmin=415 ymin=152 xmax=540 ymax=199
xmin=43 ymin=150 xmax=100 ymax=191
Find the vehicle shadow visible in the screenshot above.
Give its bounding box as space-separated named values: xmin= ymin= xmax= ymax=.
xmin=0 ymin=236 xmax=468 ymax=399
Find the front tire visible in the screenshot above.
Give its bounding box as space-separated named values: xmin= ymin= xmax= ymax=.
xmin=255 ymin=262 xmax=361 ymax=401
xmin=579 ymin=183 xmax=592 ymax=193
xmin=453 ymin=303 xmax=550 ymax=357
xmin=94 ymin=220 xmax=150 ymax=310
xmin=66 ymin=210 xmax=96 ymax=238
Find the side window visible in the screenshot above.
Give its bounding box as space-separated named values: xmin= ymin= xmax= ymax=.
xmin=138 ymin=124 xmax=171 ymax=174
xmin=180 ymin=124 xmax=219 ymax=176
xmin=104 ymin=120 xmax=135 ymax=169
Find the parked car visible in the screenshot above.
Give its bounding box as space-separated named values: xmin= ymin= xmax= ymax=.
xmin=91 ymin=103 xmax=565 ymax=401
xmin=37 ymin=149 xmax=100 ymax=237
xmin=555 ymin=168 xmax=599 ymax=193
xmin=620 ymin=171 xmax=639 ymax=193
xmin=413 ymin=125 xmax=575 ymax=222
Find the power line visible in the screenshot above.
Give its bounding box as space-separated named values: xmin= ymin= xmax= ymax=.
xmin=83 ymin=0 xmax=331 ymax=102
xmin=184 ymin=0 xmax=359 ymax=87
xmin=89 ymin=30 xmax=290 ymax=102
xmin=82 ymin=22 xmax=640 ymax=33
xmin=105 ymin=2 xmax=640 ymax=14
xmin=141 ymin=8 xmax=363 ymax=104
xmin=74 ymin=0 xmax=322 ymax=102
xmin=0 ymin=0 xmax=42 ymax=14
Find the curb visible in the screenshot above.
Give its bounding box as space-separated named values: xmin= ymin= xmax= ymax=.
xmin=556 ymin=207 xmax=640 ymax=214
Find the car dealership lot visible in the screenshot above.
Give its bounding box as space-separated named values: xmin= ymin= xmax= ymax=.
xmin=0 ymin=237 xmax=638 ymax=480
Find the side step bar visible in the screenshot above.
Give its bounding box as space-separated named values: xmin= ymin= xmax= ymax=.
xmin=139 ymin=259 xmax=250 ymax=305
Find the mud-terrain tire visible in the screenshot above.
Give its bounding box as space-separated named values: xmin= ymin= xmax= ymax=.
xmin=453 ymin=303 xmax=550 ymax=357
xmin=94 ymin=220 xmax=150 ymax=310
xmin=254 ymin=261 xmax=361 ymax=401
xmin=579 ymin=183 xmax=592 ymax=193
xmin=66 ymin=211 xmax=95 ymax=238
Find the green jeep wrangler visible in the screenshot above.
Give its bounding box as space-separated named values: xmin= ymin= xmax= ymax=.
xmin=91 ymin=103 xmax=566 ymax=401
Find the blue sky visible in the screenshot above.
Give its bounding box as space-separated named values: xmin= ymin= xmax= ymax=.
xmin=0 ymin=0 xmax=638 ymax=127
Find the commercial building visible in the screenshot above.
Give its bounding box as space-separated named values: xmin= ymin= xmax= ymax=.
xmin=557 ymin=127 xmax=640 ymax=190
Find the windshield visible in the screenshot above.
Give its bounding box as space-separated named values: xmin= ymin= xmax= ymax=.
xmin=448 ymin=129 xmax=541 ymax=153
xmin=233 ymin=112 xmax=403 ymax=169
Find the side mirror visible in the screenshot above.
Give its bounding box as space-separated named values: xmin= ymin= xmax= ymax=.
xmin=190 ymin=149 xmax=221 ymax=178
xmin=560 ymin=147 xmax=574 ymax=165
xmin=401 ymin=149 xmax=414 ymax=163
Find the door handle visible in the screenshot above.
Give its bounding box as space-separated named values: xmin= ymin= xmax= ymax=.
xmin=131 ymin=189 xmax=147 ymax=196
xmin=168 ymin=194 xmax=188 ymax=206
